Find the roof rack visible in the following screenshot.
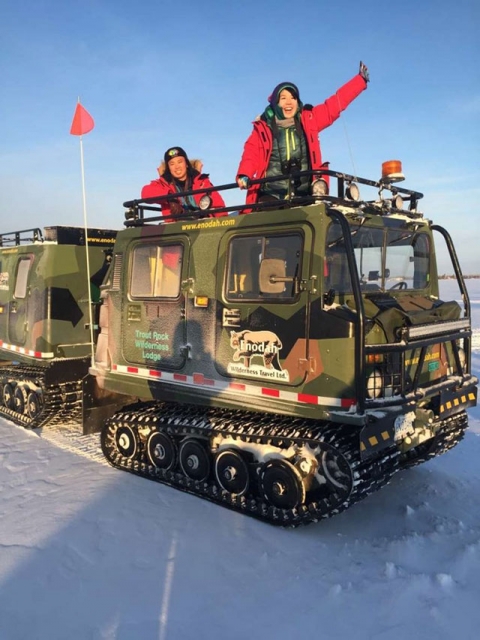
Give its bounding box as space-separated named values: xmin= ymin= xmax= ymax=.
xmin=122 ymin=168 xmax=424 ymax=227
xmin=0 ymin=228 xmax=43 ymax=247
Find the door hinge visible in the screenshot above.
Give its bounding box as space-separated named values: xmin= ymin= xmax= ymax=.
xmin=222 ymin=308 xmax=241 ymax=328
xmin=299 ymin=275 xmax=317 ymax=294
xmin=181 ymin=278 xmax=194 ymax=294
xmin=180 ymin=344 xmax=192 ymax=359
xmin=127 ymin=304 xmax=142 ymax=321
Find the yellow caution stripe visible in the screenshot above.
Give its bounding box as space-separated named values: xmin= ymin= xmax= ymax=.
xmin=439 ymin=385 xmax=477 ymax=416
xmin=360 ymin=424 xmax=395 ymax=459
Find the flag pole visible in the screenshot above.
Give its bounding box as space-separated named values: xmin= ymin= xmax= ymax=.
xmin=71 ymin=98 xmax=96 ymax=366
xmin=78 ymin=131 xmax=95 ymax=366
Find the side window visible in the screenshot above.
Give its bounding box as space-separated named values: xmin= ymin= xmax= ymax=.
xmin=386 ymin=231 xmax=430 ymax=289
xmin=412 ymin=234 xmax=430 ymax=289
xmin=353 ymin=228 xmax=384 ymax=288
xmin=14 ymin=257 xmax=33 ymax=299
xmin=130 ymin=243 xmax=183 ymax=298
xmin=325 ymin=224 xmax=353 ymax=294
xmin=226 ymin=233 xmax=303 ymax=301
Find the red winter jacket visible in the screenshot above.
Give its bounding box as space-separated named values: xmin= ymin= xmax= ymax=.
xmin=141 ymin=173 xmax=226 ymax=217
xmin=237 ymin=74 xmax=367 ymax=207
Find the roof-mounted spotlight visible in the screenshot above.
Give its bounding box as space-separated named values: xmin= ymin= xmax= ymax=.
xmin=311 ymin=178 xmax=329 ymax=197
xmin=125 ymin=207 xmax=139 ymax=221
xmin=392 ymin=194 xmax=404 ymax=210
xmin=345 ymin=182 xmax=360 ymax=201
xmin=198 ymin=195 xmax=213 ymax=211
xmin=381 ymin=160 xmax=405 ymax=183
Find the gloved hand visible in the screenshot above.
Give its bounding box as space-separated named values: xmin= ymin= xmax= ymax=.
xmin=170 ymin=199 xmax=184 ymax=216
xmin=359 ymin=61 xmax=370 ymax=83
xmin=237 ymin=175 xmax=250 ymax=189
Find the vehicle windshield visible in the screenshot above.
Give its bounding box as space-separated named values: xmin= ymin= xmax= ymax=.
xmin=325 ymin=223 xmax=431 ymax=294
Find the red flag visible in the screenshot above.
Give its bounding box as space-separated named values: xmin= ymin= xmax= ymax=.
xmin=70 ymin=103 xmax=95 ymax=136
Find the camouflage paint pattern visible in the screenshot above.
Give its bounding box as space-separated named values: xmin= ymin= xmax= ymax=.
xmin=0 ymin=227 xmax=116 ymax=365
xmin=92 ymin=202 xmax=477 ymax=441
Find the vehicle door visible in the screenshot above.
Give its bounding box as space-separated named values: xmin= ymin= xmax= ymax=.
xmin=8 ymin=254 xmax=34 ymax=345
xmin=215 ymin=225 xmax=314 ymax=386
xmin=122 ymin=237 xmax=188 ymax=370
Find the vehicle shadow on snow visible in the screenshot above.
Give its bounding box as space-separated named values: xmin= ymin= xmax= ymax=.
xmin=0 ymin=430 xmax=251 ymax=640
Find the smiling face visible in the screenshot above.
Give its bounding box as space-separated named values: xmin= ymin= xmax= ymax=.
xmin=277 ymin=89 xmax=298 ymax=118
xmin=168 ymin=156 xmax=188 ymax=181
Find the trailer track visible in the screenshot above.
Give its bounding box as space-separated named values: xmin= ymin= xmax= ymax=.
xmin=0 ymin=365 xmax=83 ymax=429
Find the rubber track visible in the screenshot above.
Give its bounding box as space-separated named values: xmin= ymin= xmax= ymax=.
xmin=0 ymin=365 xmax=83 ymax=429
xmin=101 ymin=402 xmax=401 ymax=527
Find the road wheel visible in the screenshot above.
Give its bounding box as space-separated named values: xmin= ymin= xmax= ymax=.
xmin=260 ymin=459 xmax=305 ymax=510
xmin=147 ymin=432 xmax=177 ymax=470
xmin=115 ymin=425 xmax=138 ymax=459
xmin=2 ymin=383 xmax=15 ymax=410
xmin=215 ymin=449 xmax=250 ymax=496
xmin=179 ymin=439 xmax=211 ymax=482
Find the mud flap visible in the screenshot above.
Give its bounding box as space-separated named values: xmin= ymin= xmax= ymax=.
xmin=438 ymin=383 xmax=477 ymax=419
xmin=44 ymin=358 xmax=90 ymax=385
xmin=81 ymin=374 xmax=136 ymax=434
xmin=359 ymin=406 xmax=407 ymax=460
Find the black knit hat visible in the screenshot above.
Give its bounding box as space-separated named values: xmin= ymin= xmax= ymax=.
xmin=164 ymin=146 xmax=189 ymax=165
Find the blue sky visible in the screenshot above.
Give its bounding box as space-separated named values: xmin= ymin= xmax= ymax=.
xmin=1 ymin=0 xmax=479 ymax=273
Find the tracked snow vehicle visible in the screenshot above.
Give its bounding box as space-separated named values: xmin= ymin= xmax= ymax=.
xmin=92 ymin=165 xmax=478 ymax=525
xmin=0 ymin=226 xmax=129 ymax=432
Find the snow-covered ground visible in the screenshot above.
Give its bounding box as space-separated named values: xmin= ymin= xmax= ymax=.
xmin=1 ymin=281 xmax=479 ymax=640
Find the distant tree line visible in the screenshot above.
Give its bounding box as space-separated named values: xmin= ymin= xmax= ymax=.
xmin=439 ymin=275 xmax=480 ymax=279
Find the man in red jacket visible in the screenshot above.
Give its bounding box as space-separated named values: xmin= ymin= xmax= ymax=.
xmin=142 ymin=146 xmax=226 ymax=217
xmin=236 ymin=62 xmax=369 ymax=209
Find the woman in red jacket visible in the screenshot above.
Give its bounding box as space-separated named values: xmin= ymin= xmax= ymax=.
xmin=236 ymin=62 xmax=369 ymax=209
xmin=142 ymin=146 xmax=226 ymax=217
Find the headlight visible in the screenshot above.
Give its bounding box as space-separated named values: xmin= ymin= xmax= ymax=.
xmin=367 ymin=368 xmax=383 ymax=399
xmin=199 ymin=195 xmax=212 ymax=211
xmin=311 ymin=178 xmax=329 ymax=197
